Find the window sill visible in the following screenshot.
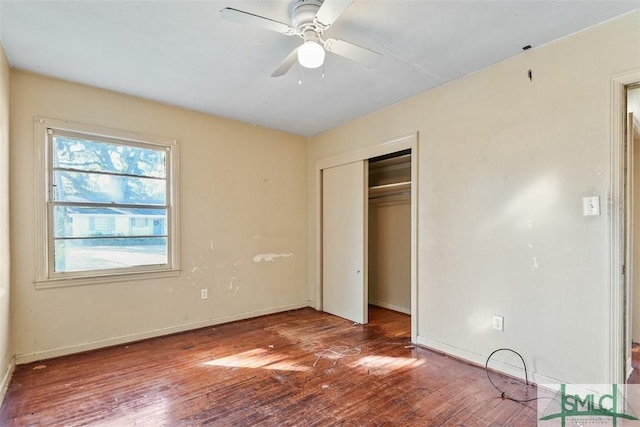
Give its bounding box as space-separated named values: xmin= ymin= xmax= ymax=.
xmin=34 ymin=269 xmax=182 ymax=290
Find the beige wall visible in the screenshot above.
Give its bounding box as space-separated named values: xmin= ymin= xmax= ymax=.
xmin=309 ymin=12 xmax=640 ymax=384
xmin=0 ymin=43 xmax=12 ymax=395
xmin=10 ymin=71 xmax=309 ymax=362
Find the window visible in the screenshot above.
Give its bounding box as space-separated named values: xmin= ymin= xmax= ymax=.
xmin=35 ymin=117 xmax=180 ymax=287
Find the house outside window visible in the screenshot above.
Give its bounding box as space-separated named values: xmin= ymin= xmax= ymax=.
xmin=88 ymin=216 xmax=116 ymax=234
xmin=34 ymin=117 xmax=180 ymax=287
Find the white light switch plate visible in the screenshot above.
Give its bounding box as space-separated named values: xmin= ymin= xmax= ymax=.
xmin=583 ymin=196 xmax=600 ymax=216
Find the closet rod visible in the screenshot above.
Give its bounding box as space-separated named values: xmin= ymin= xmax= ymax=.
xmin=369 ymin=191 xmax=411 ymax=201
xmin=369 ymin=181 xmax=411 ymax=191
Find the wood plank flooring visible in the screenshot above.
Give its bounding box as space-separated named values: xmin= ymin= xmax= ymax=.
xmin=1 ymin=307 xmax=540 ymax=426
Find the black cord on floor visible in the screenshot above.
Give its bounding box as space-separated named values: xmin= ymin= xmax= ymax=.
xmin=485 ymin=348 xmax=540 ymax=403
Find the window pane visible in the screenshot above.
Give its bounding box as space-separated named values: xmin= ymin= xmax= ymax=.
xmin=53 ymin=206 xmax=167 ymax=238
xmin=53 ymin=135 xmax=166 ymax=178
xmin=54 ymin=237 xmax=168 ymax=273
xmin=53 ymin=170 xmax=166 ymax=205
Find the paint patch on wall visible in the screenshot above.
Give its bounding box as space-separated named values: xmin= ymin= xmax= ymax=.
xmin=228 ymin=276 xmax=239 ymax=296
xmin=253 ymin=253 xmax=293 ymax=263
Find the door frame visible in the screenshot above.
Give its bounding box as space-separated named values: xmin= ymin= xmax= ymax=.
xmin=610 ymin=69 xmax=640 ymax=384
xmin=315 ymin=133 xmax=419 ymax=342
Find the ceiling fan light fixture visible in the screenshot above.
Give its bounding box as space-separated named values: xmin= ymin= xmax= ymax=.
xmin=297 ymin=40 xmax=325 ymax=69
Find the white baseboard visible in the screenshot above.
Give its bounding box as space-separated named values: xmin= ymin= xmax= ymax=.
xmin=16 ymin=301 xmax=311 ymax=365
xmin=416 ymin=335 xmax=564 ymax=386
xmin=0 ymin=355 xmax=15 ymax=406
xmin=369 ymin=300 xmax=411 ymax=315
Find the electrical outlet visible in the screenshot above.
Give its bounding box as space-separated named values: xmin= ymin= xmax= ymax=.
xmin=493 ymin=315 xmax=504 ymax=331
xmin=201 ymin=288 xmax=208 ymax=300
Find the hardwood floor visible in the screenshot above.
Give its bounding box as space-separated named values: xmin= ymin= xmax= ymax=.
xmin=0 ymin=307 xmax=539 ymax=426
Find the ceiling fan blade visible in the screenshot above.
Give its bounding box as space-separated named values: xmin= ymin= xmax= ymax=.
xmin=324 ymin=38 xmax=382 ymax=67
xmin=315 ymin=0 xmax=354 ymax=27
xmin=271 ymin=47 xmax=300 ymax=77
xmin=220 ymin=7 xmax=296 ymax=35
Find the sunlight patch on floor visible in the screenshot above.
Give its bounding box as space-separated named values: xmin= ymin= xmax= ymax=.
xmin=350 ymin=355 xmax=424 ymax=375
xmin=203 ymin=348 xmax=310 ymax=372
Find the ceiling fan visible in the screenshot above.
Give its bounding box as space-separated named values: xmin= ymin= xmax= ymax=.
xmin=220 ymin=0 xmax=382 ymax=77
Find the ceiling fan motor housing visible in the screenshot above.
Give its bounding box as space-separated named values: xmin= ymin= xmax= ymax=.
xmin=290 ymin=0 xmax=323 ymax=33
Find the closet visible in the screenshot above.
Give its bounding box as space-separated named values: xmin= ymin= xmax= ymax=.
xmin=320 ymin=135 xmax=416 ymax=327
xmin=368 ymin=149 xmax=412 ymax=314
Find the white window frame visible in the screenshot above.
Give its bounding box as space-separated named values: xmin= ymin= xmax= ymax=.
xmin=34 ymin=117 xmax=181 ymax=288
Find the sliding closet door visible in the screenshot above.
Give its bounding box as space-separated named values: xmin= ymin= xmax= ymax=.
xmin=322 ymin=161 xmax=368 ymax=324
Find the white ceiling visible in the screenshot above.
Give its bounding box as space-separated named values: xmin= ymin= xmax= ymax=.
xmin=1 ymin=0 xmax=639 ymax=136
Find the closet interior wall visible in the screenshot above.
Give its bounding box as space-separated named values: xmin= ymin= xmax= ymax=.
xmin=368 ymin=150 xmax=412 ymax=314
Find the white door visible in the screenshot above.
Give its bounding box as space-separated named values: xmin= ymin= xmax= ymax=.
xmin=322 ymin=161 xmax=368 ymax=324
